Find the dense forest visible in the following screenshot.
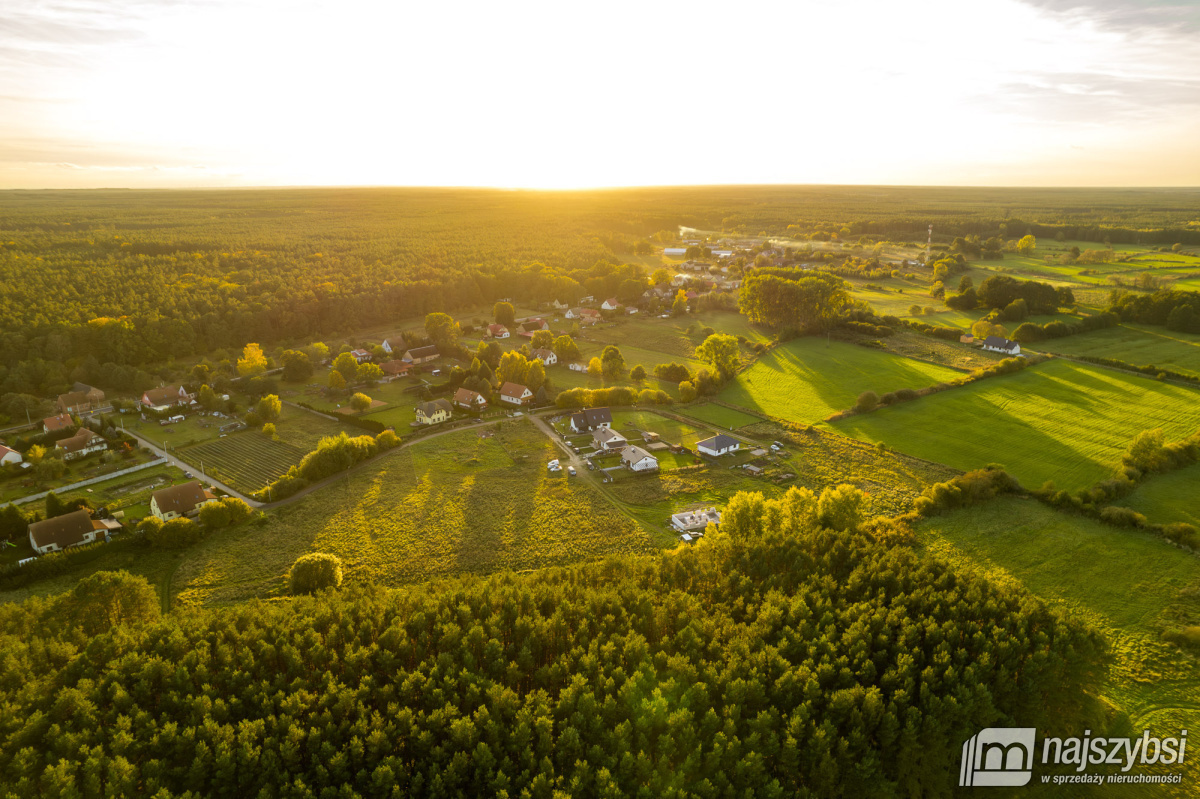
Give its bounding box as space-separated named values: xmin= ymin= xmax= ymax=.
xmin=0 ymin=489 xmax=1104 ymax=797
xmin=1 ymin=186 xmax=1198 ymax=397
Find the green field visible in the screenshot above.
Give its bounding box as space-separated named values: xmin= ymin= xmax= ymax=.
xmin=920 ymin=498 xmax=1200 ymax=797
xmin=180 ymin=433 xmax=305 ymax=492
xmin=170 ymin=420 xmax=656 ymax=605
xmin=607 ymin=409 xmax=711 ymax=448
xmin=1121 ymin=463 xmax=1200 ymax=528
xmin=1037 ymin=324 xmax=1200 ymax=377
xmin=677 ymin=403 xmax=764 ymax=430
xmin=831 ymin=359 xmax=1200 ymax=491
xmin=717 ymin=337 xmax=963 ymax=423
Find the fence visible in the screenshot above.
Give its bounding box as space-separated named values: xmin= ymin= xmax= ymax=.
xmin=12 ymin=457 xmax=168 ymax=506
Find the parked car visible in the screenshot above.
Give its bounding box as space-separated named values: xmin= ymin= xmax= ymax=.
xmin=184 ymin=472 xmax=193 ymax=478
xmin=568 ymin=466 xmax=576 ymax=477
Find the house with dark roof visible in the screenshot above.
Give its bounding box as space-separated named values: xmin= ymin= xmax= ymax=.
xmin=593 ymin=426 xmax=627 ymax=451
xmin=981 ymin=336 xmax=1021 ymax=356
xmin=416 ymin=399 xmax=454 ymax=425
xmin=621 ymin=446 xmax=658 ymax=472
xmin=141 ymin=385 xmax=193 ymax=410
xmin=150 ymin=481 xmax=217 ymax=521
xmin=569 ymin=407 xmax=613 ymax=433
xmin=55 ymin=429 xmax=107 ymax=461
xmin=402 ymin=345 xmax=440 ymax=365
xmin=56 ymin=385 xmax=105 ymax=414
xmin=28 ymin=509 xmax=119 ymax=555
xmin=697 ymin=434 xmax=740 ymax=457
xmin=42 ymin=413 xmax=75 ymax=434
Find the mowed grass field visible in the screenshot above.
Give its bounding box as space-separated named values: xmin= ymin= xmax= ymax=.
xmin=1036 ymin=323 xmax=1200 ymax=377
xmin=717 ymin=337 xmax=963 ymax=423
xmin=170 ymin=420 xmax=655 ymax=605
xmin=1121 ymin=462 xmax=1200 ymax=528
xmin=920 ymin=498 xmax=1200 ymax=798
xmin=831 ymin=358 xmax=1200 ymax=491
xmin=678 ymin=403 xmax=764 ymax=430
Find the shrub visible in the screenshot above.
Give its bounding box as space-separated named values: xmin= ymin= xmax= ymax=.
xmin=1098 ymin=506 xmax=1146 ymax=529
xmin=376 ymin=430 xmax=401 ymax=450
xmin=854 ymin=391 xmax=879 ymax=412
xmin=147 ymin=517 xmax=204 ymax=548
xmin=55 ymin=570 xmax=160 ymax=636
xmin=289 ymin=552 xmax=344 ymax=594
xmin=349 ymin=393 xmax=372 ymax=412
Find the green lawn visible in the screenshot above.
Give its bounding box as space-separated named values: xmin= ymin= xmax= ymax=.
xmin=608 ymin=409 xmax=711 ymax=449
xmin=717 ymin=337 xmax=963 ymax=423
xmin=1121 ymin=462 xmax=1200 ymax=528
xmin=677 ymin=403 xmax=764 ymax=430
xmin=831 ymin=359 xmax=1200 ymax=491
xmin=1036 ymin=323 xmax=1200 ymax=377
xmin=920 ymin=498 xmax=1200 ymax=797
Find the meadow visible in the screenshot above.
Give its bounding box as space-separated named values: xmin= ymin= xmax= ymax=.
xmin=920 ymin=497 xmax=1200 ymax=797
xmin=831 ymin=358 xmax=1200 ymax=491
xmin=717 ymin=337 xmax=963 ymax=423
xmin=1120 ymin=463 xmax=1200 ymax=528
xmin=1035 ymin=323 xmax=1200 ymax=377
xmin=677 ymin=403 xmax=764 ymax=430
xmin=169 ymin=420 xmax=656 ymax=605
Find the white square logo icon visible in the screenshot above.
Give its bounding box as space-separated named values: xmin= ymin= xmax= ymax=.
xmin=960 ymin=728 xmax=1037 ymax=787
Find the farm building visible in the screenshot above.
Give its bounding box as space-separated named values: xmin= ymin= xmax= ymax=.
xmin=350 ymin=349 xmax=373 ymax=364
xmin=42 ymin=413 xmax=75 ymax=434
xmin=568 ymin=361 xmax=588 ymax=373
xmin=379 ymin=360 xmax=411 ymax=380
xmin=0 ymin=444 xmax=21 ymax=466
xmin=566 ymin=308 xmax=601 ymax=322
xmin=697 ymin=434 xmax=740 ymax=457
xmin=151 ymin=481 xmax=218 ymax=521
xmin=416 ymin=399 xmax=454 ymax=425
xmin=518 ymin=318 xmax=549 ymax=334
xmin=981 ymin=336 xmax=1020 ymax=356
xmin=453 ymin=388 xmax=488 ymax=411
xmin=593 ymin=427 xmax=627 ymax=451
xmin=28 ymin=509 xmax=120 ymax=555
xmin=500 ymin=382 xmax=533 ymax=406
xmin=601 ymin=298 xmax=622 ymax=311
xmin=960 ymin=335 xmax=975 ymax=344
xmin=56 ymin=385 xmax=105 ymax=414
xmin=531 ymin=348 xmax=557 ymax=366
xmin=621 ymin=446 xmax=658 ymax=472
xmin=487 ymin=324 xmax=511 ymax=339
xmin=671 ymin=507 xmax=721 ymax=532
xmin=570 ymin=407 xmax=613 ymax=433
xmin=663 ymin=247 xmax=687 ymax=256
xmin=402 ymin=345 xmax=440 ymax=365
xmin=744 ymin=464 xmax=764 ymax=476
xmin=54 ymin=429 xmax=107 ymax=461
xmin=141 ymin=385 xmax=193 ymax=411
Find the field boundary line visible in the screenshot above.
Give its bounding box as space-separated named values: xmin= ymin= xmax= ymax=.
xmin=11 ymin=457 xmax=168 ymax=506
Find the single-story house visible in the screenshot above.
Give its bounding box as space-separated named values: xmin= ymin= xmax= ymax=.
xmin=593 ymin=426 xmax=627 ymax=451
xmin=570 ymin=407 xmax=613 ymax=433
xmin=671 ymin=507 xmax=721 ymax=532
xmin=568 ymin=361 xmax=588 ymax=373
xmin=601 ymin=298 xmax=622 ymax=311
xmin=453 ymin=388 xmax=487 ymax=411
xmin=566 ymin=308 xmax=601 ymax=321
xmin=151 ymin=481 xmax=217 ymax=521
xmin=519 ymin=318 xmax=549 ymax=334
xmin=622 ymin=446 xmax=659 ymax=472
xmin=380 ymin=360 xmax=412 ymax=380
xmin=981 ymin=336 xmax=1021 ymax=356
xmin=55 ymin=429 xmax=107 ymax=461
xmin=43 ymin=413 xmax=75 ymax=434
xmin=142 ymin=385 xmax=193 ymax=411
xmin=350 ymin=349 xmax=373 ymax=364
xmin=499 ymin=382 xmax=533 ymax=406
xmin=697 ymin=434 xmax=740 ymax=457
xmin=28 ymin=509 xmax=119 ymax=555
xmin=488 ymin=324 xmax=511 ymax=339
xmin=663 ymin=247 xmax=687 ymax=256
xmin=531 ymin=348 xmax=557 ymax=366
xmin=416 ymin=398 xmax=454 ymax=425
xmin=402 ymin=345 xmax=440 ymax=365
xmin=56 ymin=385 xmax=106 ymax=415
xmin=0 ymin=444 xmax=22 ymax=466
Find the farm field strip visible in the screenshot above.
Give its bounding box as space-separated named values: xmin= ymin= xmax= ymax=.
xmin=1036 ymin=324 xmax=1200 ymax=377
xmin=831 ymin=358 xmax=1200 ymax=491
xmin=180 ymin=434 xmax=305 ymax=491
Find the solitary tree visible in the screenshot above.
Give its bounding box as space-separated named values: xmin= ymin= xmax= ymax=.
xmin=257 ymin=394 xmax=282 ymax=422
xmin=282 ymin=350 xmax=314 ymax=382
xmin=1017 ymin=235 xmax=1037 ymax=255
xmin=493 ymin=302 xmax=516 ymax=326
xmin=600 ymin=346 xmax=626 ymax=381
xmin=672 ymin=290 xmax=689 ymax=317
xmin=356 ymin=362 xmax=384 ymax=384
xmin=289 ymin=552 xmax=344 ymax=594
xmin=425 ymin=312 xmax=460 ymax=346
xmin=333 ymin=352 xmax=359 ymax=382
xmin=328 ymin=370 xmax=347 ymax=391
xmin=349 ymin=393 xmax=372 ymax=412
xmin=553 ymin=334 xmax=581 ymax=364
xmin=695 ymin=333 xmax=739 ymax=379
xmin=237 ymin=343 xmax=268 ymax=377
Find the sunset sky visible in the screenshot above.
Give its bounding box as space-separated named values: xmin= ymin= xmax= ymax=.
xmin=2 ymin=0 xmax=1198 ymax=189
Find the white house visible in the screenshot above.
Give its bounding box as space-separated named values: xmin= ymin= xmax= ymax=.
xmin=568 ymin=361 xmax=588 ymax=373
xmin=697 ymin=434 xmax=740 ymax=457
xmin=593 ymin=426 xmax=627 ymax=451
xmin=381 ymin=339 xmax=397 ymax=355
xmin=601 ymin=298 xmax=622 ymax=311
xmin=415 ymin=398 xmax=454 ymax=425
xmin=551 ymin=299 xmax=568 ymax=310
xmin=663 ymin=247 xmax=687 ymax=256
xmin=500 ymin=382 xmax=533 ymax=406
xmin=350 ymin=349 xmax=373 ymax=364
xmin=531 ymin=348 xmax=557 ymax=366
xmin=453 ymin=388 xmax=488 ymax=411
xmin=488 ymin=324 xmax=511 ymax=339
xmin=672 ymin=274 xmax=690 ymax=287
xmin=55 ymin=429 xmax=107 ymax=461
xmin=151 ymin=481 xmax=217 ymax=521
xmin=0 ymin=444 xmax=22 ymax=466
xmin=141 ymin=385 xmax=193 ymax=411
xmin=671 ymin=507 xmax=721 ymax=532
xmin=621 ymin=446 xmax=659 ymax=472
xmin=28 ymin=509 xmax=117 ymax=555
xmin=981 ymin=336 xmax=1021 ymax=356
xmin=570 ymin=407 xmax=612 ymax=432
